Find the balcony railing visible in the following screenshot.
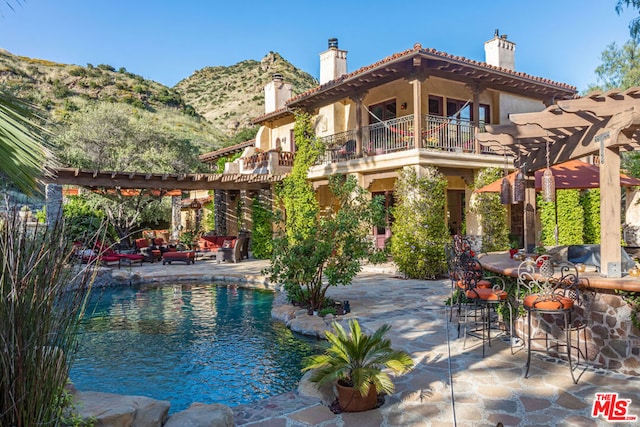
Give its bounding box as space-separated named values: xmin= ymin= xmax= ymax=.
xmin=316 ymin=115 xmax=496 ymax=165
xmin=240 ymin=150 xmax=294 ymax=174
xmin=363 ymin=115 xmax=415 ymax=155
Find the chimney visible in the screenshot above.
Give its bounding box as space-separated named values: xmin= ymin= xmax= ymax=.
xmin=484 ymin=29 xmax=515 ymax=70
xmin=319 ymin=37 xmax=347 ymax=84
xmin=264 ymin=73 xmax=292 ymax=113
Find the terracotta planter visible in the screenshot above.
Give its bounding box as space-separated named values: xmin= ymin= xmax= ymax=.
xmin=335 ymin=381 xmax=378 ymax=412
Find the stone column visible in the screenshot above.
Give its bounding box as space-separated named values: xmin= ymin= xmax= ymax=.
xmin=171 ymin=195 xmax=181 ymax=243
xmin=45 ymin=184 xmax=63 ymax=228
xmin=215 ymin=190 xmax=227 ymax=236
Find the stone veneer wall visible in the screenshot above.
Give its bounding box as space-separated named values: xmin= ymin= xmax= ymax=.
xmin=513 ymin=289 xmax=640 ymax=376
xmin=624 ymin=224 xmax=640 ymax=247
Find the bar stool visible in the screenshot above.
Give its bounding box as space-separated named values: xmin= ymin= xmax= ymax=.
xmin=516 ymin=257 xmax=582 ymax=383
xmin=460 ymin=257 xmax=512 ymax=357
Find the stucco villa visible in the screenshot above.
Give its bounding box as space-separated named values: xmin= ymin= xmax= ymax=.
xmin=196 ymin=31 xmax=577 ymax=246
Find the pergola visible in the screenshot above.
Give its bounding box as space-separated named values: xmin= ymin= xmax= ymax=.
xmin=44 ymin=167 xmax=285 ymax=241
xmin=476 ymin=87 xmax=640 ymax=277
xmin=52 ymin=167 xmax=285 ymax=191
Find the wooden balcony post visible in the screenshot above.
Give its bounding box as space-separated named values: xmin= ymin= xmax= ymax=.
xmin=351 ymin=93 xmax=366 ymax=156
xmin=471 ymin=83 xmax=481 ymax=154
xmin=411 ymin=79 xmax=422 ymax=149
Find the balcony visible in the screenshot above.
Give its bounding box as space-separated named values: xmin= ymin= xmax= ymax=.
xmin=316 ymin=115 xmax=495 ymax=166
xmin=227 ymin=150 xmax=293 ymax=175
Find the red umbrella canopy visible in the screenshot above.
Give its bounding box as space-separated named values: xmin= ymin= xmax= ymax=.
xmin=475 ymin=160 xmax=640 ymax=193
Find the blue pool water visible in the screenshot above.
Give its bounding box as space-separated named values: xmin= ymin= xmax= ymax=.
xmin=70 ymin=283 xmax=325 ymax=413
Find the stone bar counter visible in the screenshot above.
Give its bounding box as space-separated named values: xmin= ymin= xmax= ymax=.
xmin=479 ymin=252 xmax=640 ymax=375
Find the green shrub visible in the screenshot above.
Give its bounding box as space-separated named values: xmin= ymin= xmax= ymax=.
xmin=471 ymin=168 xmax=510 ymax=252
xmin=390 ymin=166 xmax=449 ymax=279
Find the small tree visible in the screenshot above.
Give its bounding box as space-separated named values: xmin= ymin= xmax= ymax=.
xmin=267 ymin=112 xmax=384 ymax=310
xmin=269 ymin=174 xmax=384 ymax=310
xmin=390 ymin=166 xmax=449 ymax=279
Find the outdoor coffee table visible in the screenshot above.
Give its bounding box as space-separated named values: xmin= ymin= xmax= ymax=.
xmin=162 ymin=250 xmax=196 ymax=265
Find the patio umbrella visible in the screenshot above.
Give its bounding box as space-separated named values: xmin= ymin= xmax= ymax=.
xmin=474 ymin=159 xmax=640 ymax=193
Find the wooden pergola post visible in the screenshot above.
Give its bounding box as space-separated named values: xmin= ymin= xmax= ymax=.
xmin=600 ymin=143 xmax=622 ymax=276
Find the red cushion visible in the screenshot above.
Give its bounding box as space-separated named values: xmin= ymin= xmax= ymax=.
xmin=117 ymin=253 xmax=144 ymax=261
xmin=477 ymin=279 xmax=492 ymax=288
xmin=135 ymin=238 xmax=149 ymax=249
xmin=216 ymin=236 xmax=226 ymax=247
xmin=163 ymin=251 xmax=195 ymax=260
xmin=465 ymin=288 xmax=507 ymax=301
xmin=523 ymin=294 xmax=574 ymax=310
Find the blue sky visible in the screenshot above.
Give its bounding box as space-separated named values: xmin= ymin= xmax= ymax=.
xmin=0 ymin=0 xmax=637 ymax=92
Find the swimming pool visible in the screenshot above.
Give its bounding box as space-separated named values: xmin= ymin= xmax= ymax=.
xmin=70 ymin=283 xmax=325 ymax=413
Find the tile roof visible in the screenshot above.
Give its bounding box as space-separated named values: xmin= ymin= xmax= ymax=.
xmin=288 ymin=43 xmax=576 ymax=103
xmin=199 ymin=139 xmax=256 ymax=163
xmin=253 ymin=42 xmax=577 ymax=124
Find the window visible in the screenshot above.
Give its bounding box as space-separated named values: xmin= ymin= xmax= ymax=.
xmin=446 ymin=98 xmax=490 ymax=123
xmin=447 ymin=99 xmax=471 ymax=121
xmin=368 ymin=99 xmax=396 ymax=124
xmin=429 ymin=96 xmax=443 ymax=116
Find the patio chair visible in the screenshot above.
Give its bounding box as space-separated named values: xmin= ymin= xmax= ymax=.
xmin=219 ymin=237 xmax=245 ymax=263
xmin=516 ymin=257 xmax=584 ymax=383
xmin=459 ymin=257 xmax=512 ymax=357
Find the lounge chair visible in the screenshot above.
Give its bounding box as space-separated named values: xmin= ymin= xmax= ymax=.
xmin=135 ymin=238 xmax=162 ymax=263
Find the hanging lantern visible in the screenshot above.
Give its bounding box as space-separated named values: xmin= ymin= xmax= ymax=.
xmin=541 ymin=134 xmax=555 ymax=202
xmin=500 ymin=177 xmax=512 ymax=204
xmin=513 ymin=169 xmax=525 ymax=203
xmin=541 ymin=168 xmax=555 ymax=202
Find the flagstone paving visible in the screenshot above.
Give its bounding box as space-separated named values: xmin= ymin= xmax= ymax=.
xmin=113 ymin=259 xmax=640 ymax=426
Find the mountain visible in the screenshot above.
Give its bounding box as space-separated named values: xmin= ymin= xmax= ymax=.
xmin=0 ymin=49 xmax=318 ymax=155
xmin=0 ymin=48 xmax=228 ymax=154
xmin=174 ymin=52 xmax=318 ymax=135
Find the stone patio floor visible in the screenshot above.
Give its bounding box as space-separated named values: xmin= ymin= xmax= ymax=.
xmin=109 ymin=258 xmax=640 ymax=426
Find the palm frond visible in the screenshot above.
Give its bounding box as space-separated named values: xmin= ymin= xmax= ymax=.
xmin=0 ymin=90 xmax=55 ymax=195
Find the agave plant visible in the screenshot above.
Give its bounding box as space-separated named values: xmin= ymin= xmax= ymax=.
xmin=302 ymin=319 xmax=414 ymax=398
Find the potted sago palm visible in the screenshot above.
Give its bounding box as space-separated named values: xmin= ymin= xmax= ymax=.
xmin=302 ymin=319 xmax=414 ymax=412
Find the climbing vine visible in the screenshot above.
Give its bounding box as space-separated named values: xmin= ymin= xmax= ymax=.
xmin=538 ymin=190 xmax=584 ymax=246
xmin=250 ymin=195 xmax=273 ymax=259
xmin=581 ymin=188 xmax=601 ymax=244
xmin=471 ymin=168 xmax=509 ymax=252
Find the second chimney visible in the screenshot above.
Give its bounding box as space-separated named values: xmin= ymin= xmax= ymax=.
xmin=484 ymin=29 xmax=515 ymax=70
xmin=319 ymin=38 xmax=347 ymax=85
xmin=264 ymin=73 xmax=292 ymax=114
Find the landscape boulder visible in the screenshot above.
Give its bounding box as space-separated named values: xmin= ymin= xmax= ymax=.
xmin=73 ymin=391 xmax=169 ymax=427
xmin=164 ymin=403 xmax=234 ymax=427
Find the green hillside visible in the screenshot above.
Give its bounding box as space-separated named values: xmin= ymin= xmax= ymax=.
xmin=0 ymin=48 xmax=318 ymax=171
xmin=175 ymin=52 xmax=318 ymax=135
